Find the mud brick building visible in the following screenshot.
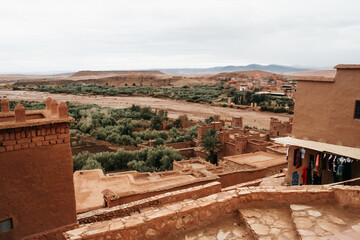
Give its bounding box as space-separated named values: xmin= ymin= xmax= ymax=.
xmin=196 ymin=116 xmax=275 ymax=159
xmin=0 ymin=98 xmax=77 ymax=240
xmin=269 ymin=117 xmax=292 ymax=138
xmin=275 ymin=65 xmax=360 ymax=185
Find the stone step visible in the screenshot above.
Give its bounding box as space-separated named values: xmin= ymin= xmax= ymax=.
xmin=289 ymin=204 xmax=360 ymax=239
xmin=238 ymin=207 xmax=299 ymax=240
xmin=329 ymin=222 xmax=360 ymax=240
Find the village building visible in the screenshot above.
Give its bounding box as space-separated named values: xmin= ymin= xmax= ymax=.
xmin=269 ymin=117 xmax=292 ymax=138
xmin=195 ymin=115 xmax=291 ymax=160
xmin=275 ymin=64 xmax=360 ymax=185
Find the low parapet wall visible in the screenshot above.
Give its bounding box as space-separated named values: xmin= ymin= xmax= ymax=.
xmin=64 ymin=185 xmax=360 ymax=240
xmin=177 ymin=147 xmax=195 ymax=158
xmin=78 ymin=181 xmax=221 ymax=224
xmin=165 ymin=141 xmax=194 ymax=149
xmin=104 ymin=177 xmax=218 ymax=207
xmin=218 ymin=164 xmax=286 ymax=188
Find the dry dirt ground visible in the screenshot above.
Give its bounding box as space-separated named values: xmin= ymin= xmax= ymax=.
xmin=1 ymin=90 xmax=290 ymax=129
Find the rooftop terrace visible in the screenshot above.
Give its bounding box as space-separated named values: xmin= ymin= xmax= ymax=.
xmin=0 ymin=97 xmax=73 ymax=130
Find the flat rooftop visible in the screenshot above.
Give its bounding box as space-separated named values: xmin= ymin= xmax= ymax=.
xmin=294 ymin=76 xmax=335 ymax=82
xmin=74 ymin=169 xmax=217 ymax=213
xmin=334 ymin=64 xmax=360 ymax=69
xmin=223 ymin=151 xmax=287 ymax=169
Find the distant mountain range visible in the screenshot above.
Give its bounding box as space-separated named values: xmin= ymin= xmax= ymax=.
xmin=155 ymin=64 xmax=317 ymax=75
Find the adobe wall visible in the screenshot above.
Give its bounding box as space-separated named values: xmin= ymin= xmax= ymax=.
xmin=0 ymin=125 xmax=77 ymax=240
xmin=217 ymin=164 xmax=286 ymax=188
xmin=78 ymin=182 xmax=222 ymax=224
xmin=269 ymin=117 xmax=292 ymax=138
xmin=105 ymin=178 xmax=218 ymax=207
xmin=231 ymin=116 xmax=243 ymax=128
xmin=197 ymin=125 xmax=213 ymax=143
xmin=0 ymin=123 xmax=70 ymax=152
xmin=177 ymin=147 xmax=195 ymax=158
xmin=165 ymin=141 xmax=194 ymax=149
xmin=292 ymin=68 xmax=360 ymax=147
xmin=0 ymin=98 xmax=77 ymax=240
xmin=246 ymin=140 xmax=271 ymax=153
xmin=194 ymin=149 xmax=209 ymax=159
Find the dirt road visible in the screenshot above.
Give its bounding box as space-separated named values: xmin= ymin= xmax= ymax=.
xmin=0 ymin=90 xmax=291 ymax=129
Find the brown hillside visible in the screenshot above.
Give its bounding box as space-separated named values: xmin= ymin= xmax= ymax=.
xmin=0 ymin=73 xmax=73 ymax=82
xmin=209 ymin=70 xmax=281 ymax=80
xmin=69 ymin=70 xmax=165 ymax=80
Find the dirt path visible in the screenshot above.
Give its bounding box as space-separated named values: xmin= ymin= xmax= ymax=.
xmin=0 ymin=90 xmax=291 ymax=129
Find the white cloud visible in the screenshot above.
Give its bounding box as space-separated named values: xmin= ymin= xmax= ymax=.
xmin=0 ymin=0 xmax=359 ymax=72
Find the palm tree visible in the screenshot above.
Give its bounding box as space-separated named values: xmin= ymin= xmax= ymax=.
xmin=200 ymin=129 xmax=221 ymax=165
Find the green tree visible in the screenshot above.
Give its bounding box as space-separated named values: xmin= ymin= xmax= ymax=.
xmin=245 ymin=91 xmax=252 ymax=104
xmin=232 ymin=93 xmax=241 ymax=105
xmin=200 ymin=129 xmax=221 ymax=165
xmin=158 ymin=109 xmax=168 ymax=120
xmin=172 ymin=119 xmax=181 ymax=128
xmin=81 ymin=158 xmax=104 ymax=172
xmin=150 ymin=115 xmax=163 ymax=130
xmin=205 ymin=116 xmax=215 ymax=124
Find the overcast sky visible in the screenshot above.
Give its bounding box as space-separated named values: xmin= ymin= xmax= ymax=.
xmin=1 ymin=0 xmax=360 ymax=73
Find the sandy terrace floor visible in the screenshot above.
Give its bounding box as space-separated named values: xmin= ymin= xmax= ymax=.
xmin=0 ymin=90 xmax=290 ymax=129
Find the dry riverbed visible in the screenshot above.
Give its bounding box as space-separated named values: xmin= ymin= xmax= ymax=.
xmin=0 ymin=90 xmax=291 ymax=129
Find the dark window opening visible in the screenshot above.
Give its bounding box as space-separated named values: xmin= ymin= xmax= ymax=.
xmin=0 ymin=218 xmax=13 ymax=233
xmin=355 ymin=100 xmax=360 ymax=119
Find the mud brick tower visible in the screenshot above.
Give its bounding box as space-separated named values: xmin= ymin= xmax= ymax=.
xmin=231 ymin=116 xmax=243 ymax=128
xmin=0 ymin=98 xmax=77 ymax=240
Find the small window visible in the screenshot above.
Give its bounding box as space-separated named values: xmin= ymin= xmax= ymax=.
xmin=0 ymin=218 xmax=13 ymax=233
xmin=355 ymin=100 xmax=360 ymax=119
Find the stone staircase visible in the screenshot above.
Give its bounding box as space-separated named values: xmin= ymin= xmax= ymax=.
xmin=238 ymin=204 xmax=360 ymax=240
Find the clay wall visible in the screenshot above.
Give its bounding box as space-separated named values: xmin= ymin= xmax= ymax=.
xmin=104 ymin=178 xmax=217 ymax=207
xmin=218 ymin=135 xmax=273 ymax=159
xmin=197 ymin=125 xmax=213 ymax=143
xmin=292 ymin=67 xmax=360 ymax=147
xmin=78 ymin=182 xmax=222 ymax=224
xmin=194 ymin=149 xmax=209 ymax=159
xmin=217 ymin=164 xmax=286 ymax=188
xmin=218 ymin=130 xmax=230 ymax=144
xmin=177 ymin=147 xmax=195 ymax=159
xmin=246 ymin=140 xmax=271 ymax=153
xmin=211 ymin=121 xmax=223 ymax=131
xmin=231 ymin=116 xmax=243 ymax=128
xmin=218 ymin=141 xmax=246 ymax=159
xmin=0 ymin=123 xmax=70 ymax=152
xmin=178 ymin=115 xmax=196 ymax=129
xmin=269 ymin=117 xmax=292 ymax=138
xmin=165 ymin=141 xmax=194 ymax=149
xmin=0 ymin=98 xmax=77 ymax=240
xmin=0 ymin=124 xmax=77 ymax=240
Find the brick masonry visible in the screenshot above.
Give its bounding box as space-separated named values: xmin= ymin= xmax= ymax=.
xmin=0 ymin=123 xmax=70 ymax=153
